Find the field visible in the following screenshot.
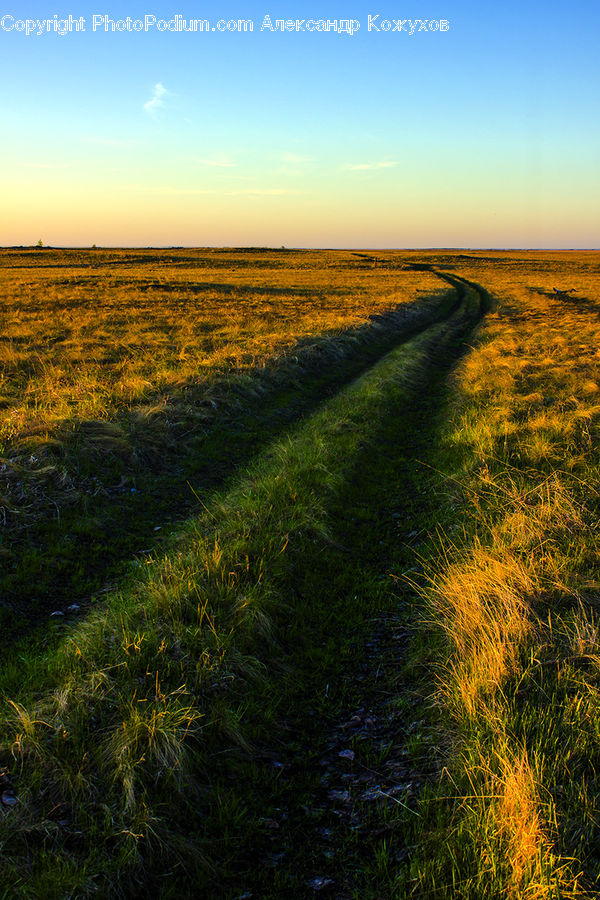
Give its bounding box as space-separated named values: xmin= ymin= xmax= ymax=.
xmin=0 ymin=247 xmax=599 ymax=898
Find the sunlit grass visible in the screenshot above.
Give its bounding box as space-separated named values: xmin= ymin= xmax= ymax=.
xmin=0 ymin=247 xmax=444 ymax=533
xmin=2 ymin=246 xmax=600 ymax=895
xmin=404 ymin=249 xmax=600 ymax=898
xmin=0 ymin=284 xmax=476 ymax=894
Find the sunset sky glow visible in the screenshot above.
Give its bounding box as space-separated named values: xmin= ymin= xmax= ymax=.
xmin=2 ymin=0 xmax=599 ymax=247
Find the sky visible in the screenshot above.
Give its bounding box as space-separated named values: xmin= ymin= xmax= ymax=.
xmin=1 ymin=0 xmax=599 ymax=247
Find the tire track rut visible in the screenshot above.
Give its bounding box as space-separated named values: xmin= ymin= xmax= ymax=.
xmin=215 ymin=276 xmax=490 ymax=898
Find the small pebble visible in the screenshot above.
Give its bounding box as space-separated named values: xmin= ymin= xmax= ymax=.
xmin=307 ymin=876 xmax=334 ymax=891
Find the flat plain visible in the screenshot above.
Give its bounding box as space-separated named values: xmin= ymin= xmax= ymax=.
xmin=0 ymin=247 xmax=599 ymax=898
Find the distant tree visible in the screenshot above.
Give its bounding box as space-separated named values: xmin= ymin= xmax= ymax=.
xmin=36 ymin=239 xmax=43 ymax=248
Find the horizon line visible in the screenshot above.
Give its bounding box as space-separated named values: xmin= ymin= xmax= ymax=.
xmin=2 ymin=245 xmax=599 ymax=252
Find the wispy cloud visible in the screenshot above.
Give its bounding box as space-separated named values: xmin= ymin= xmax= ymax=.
xmin=82 ymin=137 xmax=138 ymax=148
xmin=144 ymin=82 xmax=169 ymax=115
xmin=225 ymin=188 xmax=303 ymax=196
xmin=19 ymin=162 xmax=72 ymax=168
xmin=276 ymin=152 xmax=315 ymax=176
xmin=281 ymin=152 xmax=314 ymax=164
xmin=343 ymin=161 xmax=398 ymax=171
xmin=120 ymin=185 xmax=217 ymax=195
xmin=193 ymin=155 xmax=237 ymax=168
xmin=118 ymin=185 xmax=302 ymax=197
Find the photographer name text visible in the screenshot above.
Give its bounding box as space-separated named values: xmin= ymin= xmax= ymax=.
xmin=0 ymin=13 xmax=450 ymax=36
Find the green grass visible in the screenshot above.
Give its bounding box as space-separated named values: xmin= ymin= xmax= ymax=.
xmin=2 ymin=246 xmax=599 ymax=898
xmin=397 ymin=257 xmax=600 ymax=899
xmin=0 ymin=276 xmax=485 ymax=896
xmin=0 ymin=249 xmax=451 ymax=645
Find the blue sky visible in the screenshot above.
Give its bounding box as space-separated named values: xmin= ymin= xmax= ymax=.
xmin=1 ymin=0 xmax=599 ymax=246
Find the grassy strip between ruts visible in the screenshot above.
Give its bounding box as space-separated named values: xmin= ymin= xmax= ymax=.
xmin=1 ymin=282 xmax=457 ymax=642
xmin=0 ymin=284 xmax=482 ymax=897
xmin=399 ymin=279 xmax=600 ymax=897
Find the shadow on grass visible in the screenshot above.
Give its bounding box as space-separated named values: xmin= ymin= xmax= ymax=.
xmin=199 ymin=281 xmax=488 ymax=898
xmin=0 ymin=276 xmax=489 ymax=899
xmin=1 ymin=287 xmax=463 ymax=646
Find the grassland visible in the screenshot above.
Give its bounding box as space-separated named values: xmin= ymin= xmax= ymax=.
xmin=402 ymin=250 xmax=600 ymax=898
xmin=0 ymin=247 xmax=599 ymax=897
xmin=0 ymin=248 xmax=445 ymax=637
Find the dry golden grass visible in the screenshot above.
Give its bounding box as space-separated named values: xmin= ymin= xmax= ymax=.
xmin=0 ymin=291 xmax=472 ymax=896
xmin=415 ymin=250 xmax=599 ymax=897
xmin=0 ymin=247 xmax=441 ymax=432
xmin=2 ymin=246 xmax=598 ymax=894
xmin=0 ymin=247 xmax=444 ymax=530
xmin=429 ymin=544 xmax=533 ymax=719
